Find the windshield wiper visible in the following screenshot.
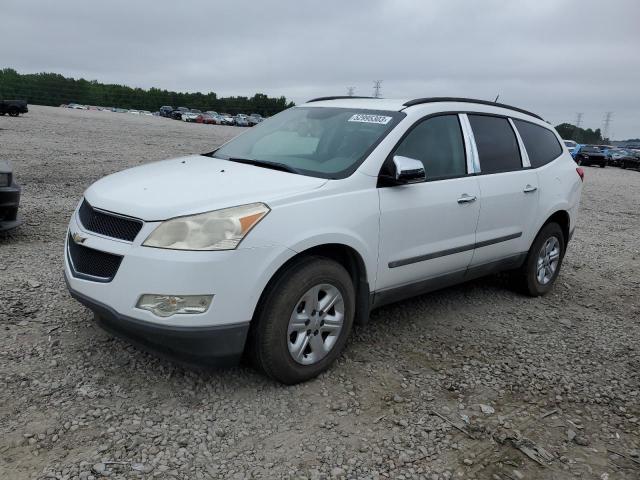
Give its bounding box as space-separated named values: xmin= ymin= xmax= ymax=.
xmin=225 ymin=157 xmax=301 ymax=175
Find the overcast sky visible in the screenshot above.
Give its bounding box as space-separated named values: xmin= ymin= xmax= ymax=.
xmin=2 ymin=0 xmax=639 ymax=138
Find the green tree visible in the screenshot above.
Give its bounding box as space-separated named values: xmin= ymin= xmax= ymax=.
xmin=0 ymin=68 xmax=294 ymax=116
xmin=555 ymin=123 xmax=604 ymax=144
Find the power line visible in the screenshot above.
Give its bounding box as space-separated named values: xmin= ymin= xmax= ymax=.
xmin=372 ymin=80 xmax=382 ymax=98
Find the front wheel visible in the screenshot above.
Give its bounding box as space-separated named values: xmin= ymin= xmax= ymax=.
xmin=517 ymin=222 xmax=565 ymax=296
xmin=249 ymin=257 xmax=355 ymax=384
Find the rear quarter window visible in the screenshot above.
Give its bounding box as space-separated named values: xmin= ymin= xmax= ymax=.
xmin=513 ymin=119 xmax=563 ymax=168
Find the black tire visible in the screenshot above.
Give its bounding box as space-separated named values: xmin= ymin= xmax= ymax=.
xmin=8 ymin=108 xmax=19 ymax=117
xmin=600 ymin=163 xmax=606 ymax=168
xmin=249 ymin=256 xmax=355 ymax=384
xmin=517 ymin=222 xmax=565 ymax=297
xmin=0 ymin=112 xmax=5 ymax=116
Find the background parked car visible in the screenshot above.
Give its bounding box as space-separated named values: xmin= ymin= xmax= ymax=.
xmin=199 ymin=113 xmax=218 ymax=124
xmin=0 ymin=99 xmax=28 ymax=116
xmin=171 ymin=107 xmax=189 ymax=120
xmin=182 ymin=112 xmax=200 ymax=122
xmin=234 ymin=114 xmax=250 ymax=127
xmin=248 ymin=113 xmax=264 ymax=126
xmin=604 ymin=148 xmax=630 ymax=167
xmin=574 ymin=145 xmax=607 ymax=167
xmin=159 ymin=106 xmax=174 ymax=118
xmin=619 ymin=149 xmax=640 ymax=170
xmin=563 ymin=139 xmax=578 ymax=155
xmin=0 ymin=160 xmax=21 ymax=232
xmin=219 ymin=113 xmax=235 ymax=125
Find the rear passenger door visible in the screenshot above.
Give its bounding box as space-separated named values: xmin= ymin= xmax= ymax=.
xmin=466 ymin=114 xmax=539 ymax=267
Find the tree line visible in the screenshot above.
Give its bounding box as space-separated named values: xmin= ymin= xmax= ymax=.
xmin=0 ymin=68 xmax=294 ymax=116
xmin=555 ymin=123 xmax=605 ymax=144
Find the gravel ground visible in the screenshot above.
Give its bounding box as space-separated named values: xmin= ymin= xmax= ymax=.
xmin=1 ymin=105 xmax=639 ymax=480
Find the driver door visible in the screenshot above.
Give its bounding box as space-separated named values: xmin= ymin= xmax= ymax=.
xmin=376 ymin=114 xmax=481 ymax=294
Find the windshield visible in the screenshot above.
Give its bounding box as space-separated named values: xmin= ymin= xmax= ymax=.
xmin=582 ymin=146 xmax=599 ymax=152
xmin=213 ymin=107 xmax=404 ymax=178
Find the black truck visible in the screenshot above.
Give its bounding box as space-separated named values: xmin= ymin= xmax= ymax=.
xmin=0 ymin=160 xmax=21 ymax=232
xmin=0 ymin=100 xmax=28 ymax=116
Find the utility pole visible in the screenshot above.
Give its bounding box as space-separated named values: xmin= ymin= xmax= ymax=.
xmin=346 ymin=86 xmax=355 ymax=97
xmin=373 ymin=80 xmax=382 ymax=98
xmin=602 ymin=112 xmax=613 ymax=141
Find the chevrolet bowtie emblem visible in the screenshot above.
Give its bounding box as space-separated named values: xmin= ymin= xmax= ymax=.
xmin=71 ymin=232 xmax=87 ymax=244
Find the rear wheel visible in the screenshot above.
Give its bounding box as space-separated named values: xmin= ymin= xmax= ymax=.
xmin=249 ymin=257 xmax=355 ymax=384
xmin=8 ymin=108 xmax=19 ymax=117
xmin=517 ymin=222 xmax=565 ymax=297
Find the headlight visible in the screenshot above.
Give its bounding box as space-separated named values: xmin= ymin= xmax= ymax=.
xmin=0 ymin=173 xmax=10 ymax=187
xmin=143 ymin=202 xmax=269 ymax=250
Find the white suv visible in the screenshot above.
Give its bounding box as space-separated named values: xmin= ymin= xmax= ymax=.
xmin=65 ymin=97 xmax=583 ymax=384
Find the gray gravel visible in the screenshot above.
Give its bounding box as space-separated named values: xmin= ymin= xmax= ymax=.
xmin=1 ymin=105 xmax=639 ymax=480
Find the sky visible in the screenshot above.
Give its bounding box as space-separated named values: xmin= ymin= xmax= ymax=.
xmin=1 ymin=0 xmax=639 ymax=138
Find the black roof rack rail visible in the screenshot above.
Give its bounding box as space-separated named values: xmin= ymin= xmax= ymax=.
xmin=402 ymin=97 xmax=543 ymax=121
xmin=306 ymin=96 xmax=376 ymax=103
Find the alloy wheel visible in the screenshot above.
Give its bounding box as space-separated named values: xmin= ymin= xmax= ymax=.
xmin=287 ymin=284 xmax=344 ymax=365
xmin=536 ymin=236 xmax=561 ymax=285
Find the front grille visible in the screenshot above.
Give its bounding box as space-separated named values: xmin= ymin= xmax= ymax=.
xmin=78 ymin=199 xmax=143 ymax=242
xmin=67 ymin=234 xmax=123 ymax=282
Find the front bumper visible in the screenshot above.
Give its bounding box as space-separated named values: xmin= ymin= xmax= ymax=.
xmin=64 ymin=206 xmax=297 ymax=364
xmin=0 ymin=181 xmax=22 ymax=232
xmin=66 ymin=276 xmax=249 ymax=366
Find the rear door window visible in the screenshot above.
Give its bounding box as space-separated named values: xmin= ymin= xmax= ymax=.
xmin=513 ymin=119 xmax=563 ymax=168
xmin=468 ymin=115 xmax=522 ymax=174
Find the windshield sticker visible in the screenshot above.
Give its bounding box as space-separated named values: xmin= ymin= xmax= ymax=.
xmin=348 ymin=114 xmax=392 ymax=125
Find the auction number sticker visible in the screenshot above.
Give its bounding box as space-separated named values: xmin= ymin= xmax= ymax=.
xmin=348 ymin=114 xmax=392 ymax=124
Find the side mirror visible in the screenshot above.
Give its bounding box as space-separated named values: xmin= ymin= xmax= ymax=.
xmin=392 ymin=155 xmax=426 ymax=184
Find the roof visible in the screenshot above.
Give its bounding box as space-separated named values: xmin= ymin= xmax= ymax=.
xmin=305 ymin=96 xmax=543 ymax=120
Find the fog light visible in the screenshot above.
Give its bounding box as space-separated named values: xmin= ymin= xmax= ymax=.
xmin=136 ymin=294 xmax=213 ymax=318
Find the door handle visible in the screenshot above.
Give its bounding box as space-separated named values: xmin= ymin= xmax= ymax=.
xmin=457 ymin=194 xmax=477 ymax=204
xmin=523 ymin=185 xmax=538 ymax=193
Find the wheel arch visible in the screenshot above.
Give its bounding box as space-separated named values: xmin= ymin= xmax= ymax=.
xmin=252 ymin=243 xmax=371 ymax=327
xmin=538 ymin=209 xmax=570 ymax=249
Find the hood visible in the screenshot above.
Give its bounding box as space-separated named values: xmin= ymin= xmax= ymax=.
xmin=84 ymin=155 xmax=328 ymax=221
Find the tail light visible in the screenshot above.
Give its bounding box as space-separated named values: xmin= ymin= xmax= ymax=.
xmin=576 ymin=167 xmax=585 ymax=182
